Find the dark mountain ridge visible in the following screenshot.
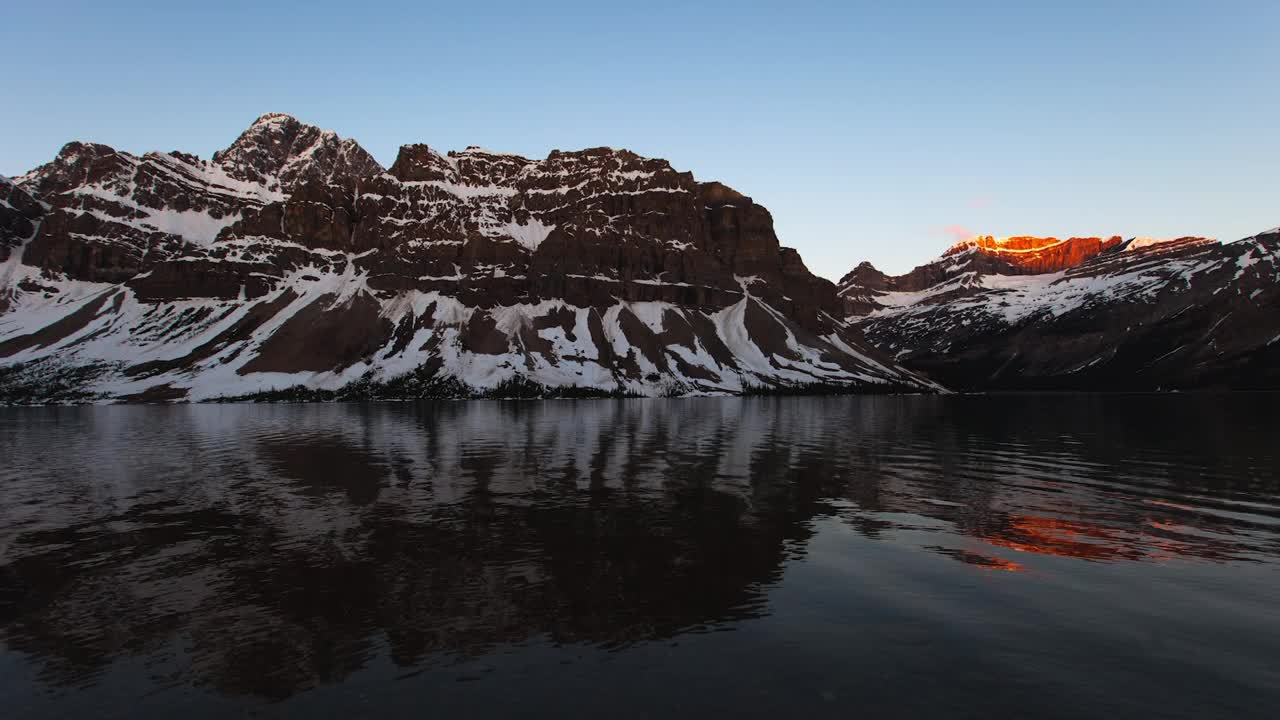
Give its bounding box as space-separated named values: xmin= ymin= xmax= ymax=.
xmin=0 ymin=114 xmax=933 ymax=403
xmin=842 ymin=231 xmax=1280 ymax=390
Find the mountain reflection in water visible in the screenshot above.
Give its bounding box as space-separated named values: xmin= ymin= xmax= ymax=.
xmin=1 ymin=395 xmax=1277 ymax=718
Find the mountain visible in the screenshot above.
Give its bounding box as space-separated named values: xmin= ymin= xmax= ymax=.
xmin=0 ymin=114 xmax=933 ymax=403
xmin=841 ymin=231 xmax=1280 ymax=390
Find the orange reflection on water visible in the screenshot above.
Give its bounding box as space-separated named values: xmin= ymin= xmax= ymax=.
xmin=982 ymin=514 xmax=1146 ymax=562
xmin=977 ymin=512 xmax=1238 ymax=565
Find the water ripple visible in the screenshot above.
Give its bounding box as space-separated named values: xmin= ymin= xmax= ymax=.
xmin=0 ymin=395 xmax=1277 ymax=717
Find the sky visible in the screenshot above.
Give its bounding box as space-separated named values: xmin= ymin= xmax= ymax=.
xmin=3 ymin=1 xmax=1277 ymax=278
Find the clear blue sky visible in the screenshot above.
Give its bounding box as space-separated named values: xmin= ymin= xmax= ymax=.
xmin=3 ymin=1 xmax=1277 ymax=277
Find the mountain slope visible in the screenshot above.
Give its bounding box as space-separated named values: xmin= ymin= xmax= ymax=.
xmin=1 ymin=175 xmax=45 ymax=261
xmin=843 ymin=232 xmax=1280 ymax=390
xmin=0 ymin=115 xmax=934 ymax=403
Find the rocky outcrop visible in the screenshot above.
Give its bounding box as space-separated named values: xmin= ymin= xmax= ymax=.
xmin=0 ymin=114 xmax=933 ymax=402
xmin=11 ymin=113 xmax=388 ymax=287
xmin=843 ymin=231 xmax=1280 ymax=391
xmin=948 ymin=235 xmax=1126 ymax=274
xmin=1 ymin=176 xmax=44 ymax=262
xmin=211 ymin=112 xmax=384 ymax=191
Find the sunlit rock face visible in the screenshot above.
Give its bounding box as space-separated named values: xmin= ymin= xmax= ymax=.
xmin=0 ymin=114 xmax=933 ymax=402
xmin=841 ymin=231 xmax=1280 ymax=391
xmin=945 ymin=235 xmax=1129 ymax=274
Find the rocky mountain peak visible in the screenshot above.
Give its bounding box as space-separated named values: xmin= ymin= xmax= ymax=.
xmin=388 ymin=144 xmax=457 ymax=183
xmin=445 ymin=147 xmax=532 ymax=187
xmin=837 ymin=261 xmax=889 ymax=291
xmin=834 ymin=261 xmax=893 ymax=316
xmin=250 ymin=111 xmax=298 ymax=125
xmin=17 ymin=141 xmax=131 ymax=198
xmin=212 ymin=113 xmax=383 ymax=190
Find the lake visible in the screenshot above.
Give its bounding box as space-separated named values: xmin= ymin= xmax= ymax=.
xmin=1 ymin=395 xmax=1278 ymax=718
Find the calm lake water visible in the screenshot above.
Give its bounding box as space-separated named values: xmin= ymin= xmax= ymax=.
xmin=1 ymin=395 xmax=1278 ymax=718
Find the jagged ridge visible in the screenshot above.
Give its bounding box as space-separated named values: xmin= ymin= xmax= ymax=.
xmin=0 ymin=114 xmax=935 ymax=402
xmin=842 ymin=231 xmax=1279 ymax=390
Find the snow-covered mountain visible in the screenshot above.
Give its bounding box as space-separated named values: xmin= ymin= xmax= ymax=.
xmin=0 ymin=114 xmax=932 ymax=402
xmin=842 ymin=232 xmax=1280 ymax=390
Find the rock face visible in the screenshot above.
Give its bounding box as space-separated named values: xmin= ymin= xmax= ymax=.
xmin=211 ymin=112 xmax=383 ymax=191
xmin=0 ymin=114 xmax=933 ymax=403
xmin=842 ymin=232 xmax=1280 ymax=390
xmin=0 ymin=176 xmax=45 ymax=262
xmin=948 ymin=235 xmax=1127 ymax=274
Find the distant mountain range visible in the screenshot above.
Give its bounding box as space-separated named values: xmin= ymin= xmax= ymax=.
xmin=0 ymin=114 xmax=932 ymax=402
xmin=840 ymin=231 xmax=1280 ymax=390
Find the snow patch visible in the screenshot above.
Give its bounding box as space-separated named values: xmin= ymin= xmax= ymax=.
xmin=499 ymin=219 xmax=557 ymax=251
xmin=1125 ymin=237 xmax=1180 ymax=251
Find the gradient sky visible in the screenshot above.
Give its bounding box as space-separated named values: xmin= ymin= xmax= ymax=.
xmin=3 ymin=1 xmax=1277 ymax=278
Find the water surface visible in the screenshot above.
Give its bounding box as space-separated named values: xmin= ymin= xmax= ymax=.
xmin=1 ymin=395 xmax=1278 ymax=718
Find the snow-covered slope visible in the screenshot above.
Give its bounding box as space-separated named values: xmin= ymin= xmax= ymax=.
xmin=0 ymin=114 xmax=933 ymax=402
xmin=843 ymin=232 xmax=1280 ymax=390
